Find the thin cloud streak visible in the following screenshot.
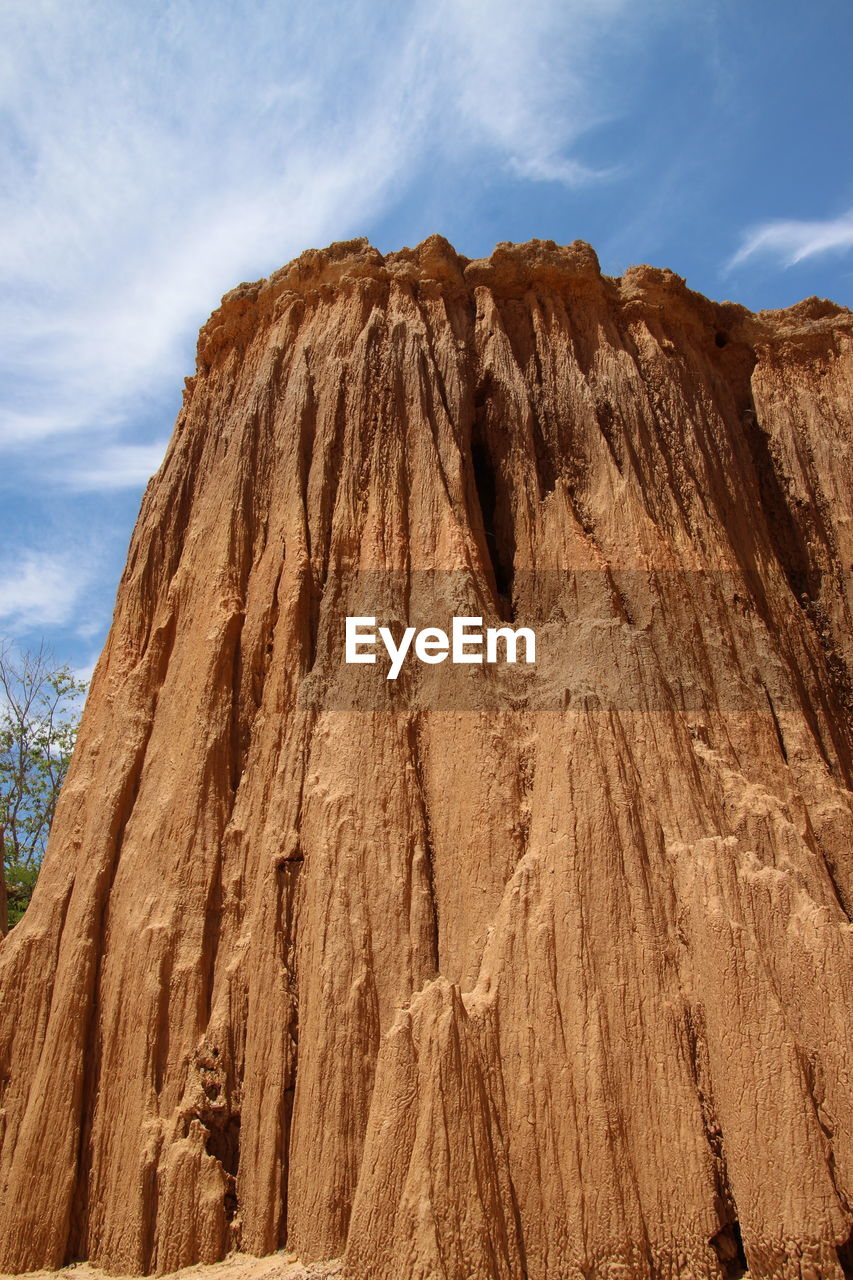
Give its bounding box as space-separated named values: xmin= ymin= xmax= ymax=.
xmin=58 ymin=441 xmax=170 ymax=492
xmin=0 ymin=1 xmax=416 ymax=445
xmin=0 ymin=551 xmax=92 ymax=632
xmin=1 ymin=0 xmax=675 ymax=452
xmin=728 ymin=209 xmax=853 ymax=270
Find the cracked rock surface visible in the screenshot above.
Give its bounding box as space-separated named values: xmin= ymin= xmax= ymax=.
xmin=1 ymin=236 xmax=852 ymax=1279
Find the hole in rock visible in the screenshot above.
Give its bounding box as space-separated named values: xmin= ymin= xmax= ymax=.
xmin=223 ymin=1182 xmax=238 ymax=1223
xmin=838 ymin=1226 xmax=853 ymax=1278
xmin=715 ymin=331 xmax=729 ymax=349
xmin=205 ymin=1114 xmax=241 ymax=1180
xmin=710 ymin=1221 xmax=748 ymax=1279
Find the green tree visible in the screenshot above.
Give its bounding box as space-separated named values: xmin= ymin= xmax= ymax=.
xmin=0 ymin=643 xmax=87 ymax=934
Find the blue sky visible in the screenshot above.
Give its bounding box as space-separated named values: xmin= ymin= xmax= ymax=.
xmin=1 ymin=0 xmax=852 ymax=681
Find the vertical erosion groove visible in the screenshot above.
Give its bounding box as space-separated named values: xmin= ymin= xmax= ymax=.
xmin=3 ymin=240 xmax=853 ymax=1280
xmin=594 ymin=396 xmax=624 ymax=471
xmin=407 ymin=715 xmax=439 ymax=975
xmin=530 ymin=405 xmax=557 ymax=500
xmin=276 ymin=853 xmax=302 ymax=1246
xmin=67 ymin=614 xmax=179 ymax=1265
xmin=682 ymin=1002 xmax=745 ymax=1266
xmin=738 ymin=400 xmax=852 ymax=780
xmin=308 ymin=372 xmax=348 ymax=670
xmin=471 ymin=383 xmax=515 ymax=619
xmin=741 ymin=406 xmax=817 ymax=599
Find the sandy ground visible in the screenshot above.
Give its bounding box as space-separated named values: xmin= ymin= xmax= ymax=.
xmin=0 ymin=1253 xmax=343 ymax=1280
xmin=0 ymin=1259 xmax=760 ymax=1280
xmin=0 ymin=1260 xmax=759 ymax=1280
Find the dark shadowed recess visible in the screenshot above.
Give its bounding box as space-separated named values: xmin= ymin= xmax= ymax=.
xmin=709 ymin=1221 xmax=748 ymax=1280
xmin=471 ymin=382 xmax=516 ymax=620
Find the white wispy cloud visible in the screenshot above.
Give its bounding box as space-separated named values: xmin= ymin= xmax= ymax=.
xmin=431 ymin=0 xmax=629 ymax=184
xmin=1 ymin=0 xmax=677 ymax=458
xmin=0 ymin=1 xmax=411 ymax=451
xmin=58 ymin=441 xmax=169 ymax=492
xmin=728 ymin=208 xmax=853 ymax=271
xmin=0 ymin=550 xmax=92 ymax=632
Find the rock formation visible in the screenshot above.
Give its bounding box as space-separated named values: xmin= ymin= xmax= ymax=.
xmin=1 ymin=236 xmax=852 ymax=1279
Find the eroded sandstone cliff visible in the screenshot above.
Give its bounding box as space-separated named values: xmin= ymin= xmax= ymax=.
xmin=0 ymin=236 xmax=851 ymax=1279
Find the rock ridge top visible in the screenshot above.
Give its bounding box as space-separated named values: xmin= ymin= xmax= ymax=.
xmin=198 ymin=234 xmax=851 ymax=369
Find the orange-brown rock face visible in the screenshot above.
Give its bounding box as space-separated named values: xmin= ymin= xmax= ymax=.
xmin=1 ymin=236 xmax=852 ymax=1279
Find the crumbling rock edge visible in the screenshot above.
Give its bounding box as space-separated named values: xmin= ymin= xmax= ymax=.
xmin=195 ymin=233 xmax=851 ymax=369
